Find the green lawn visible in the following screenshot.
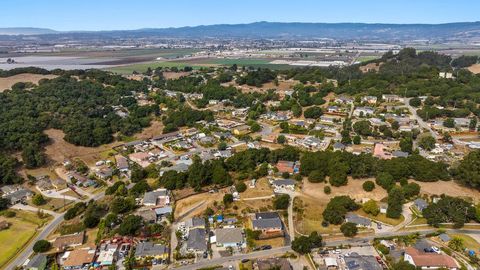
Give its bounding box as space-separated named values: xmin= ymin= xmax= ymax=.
xmin=449 ymin=233 xmax=480 ymax=251
xmin=106 ymin=61 xmax=206 ymax=74
xmin=0 ymin=210 xmax=51 ymax=268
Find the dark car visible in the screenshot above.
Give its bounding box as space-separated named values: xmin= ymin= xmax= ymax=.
xmin=424 ymin=247 xmax=434 ymax=253
xmin=203 ymin=251 xmax=208 ymax=258
xmin=241 ymin=259 xmax=250 ymax=263
xmin=260 ymin=245 xmax=272 ymax=250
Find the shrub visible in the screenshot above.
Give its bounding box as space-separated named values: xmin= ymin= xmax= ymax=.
xmin=235 ymin=182 xmax=247 ymax=193
xmin=324 ymin=186 xmax=331 ymax=194
xmin=33 ymin=240 xmax=51 ymax=253
xmin=362 ymin=181 xmax=375 ymax=192
xmin=274 ymin=194 xmax=290 ymax=210
xmin=340 ymin=222 xmax=358 ymax=237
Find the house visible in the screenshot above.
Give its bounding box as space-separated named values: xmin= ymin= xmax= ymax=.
xmin=61 ymin=248 xmax=96 ymax=270
xmin=186 ymin=228 xmax=208 ymax=253
xmin=213 ymin=228 xmax=245 ymax=248
xmin=233 ymin=125 xmax=251 ymax=136
xmin=36 ymin=178 xmax=54 ymax=192
xmin=414 ymin=198 xmax=428 ymax=212
xmin=353 ymin=107 xmax=375 ymax=117
xmin=128 ymin=152 xmax=151 ymax=168
xmin=345 ymin=213 xmax=371 ymax=227
xmin=252 ymin=212 xmax=284 ymax=238
xmin=439 ymin=72 xmax=454 ymax=79
xmin=257 ymin=258 xmax=292 ymax=270
xmin=362 ymin=96 xmax=378 ymax=104
xmin=2 ymin=187 xmax=32 ymax=205
xmin=392 ymin=150 xmax=409 ymax=158
xmin=135 ymin=242 xmax=169 ymax=261
xmin=404 ymin=247 xmax=458 ymax=269
xmin=275 ymin=160 xmax=299 ymax=174
xmin=379 ymin=203 xmax=388 ymax=214
xmin=272 ymin=179 xmax=295 ymax=191
xmin=373 ymin=143 xmax=392 ymax=160
xmin=298 ymin=136 xmax=323 ymax=150
xmin=327 ymin=106 xmax=341 ymax=113
xmin=154 ymin=206 xmax=173 ymax=220
xmin=115 ymin=155 xmax=129 ymax=172
xmin=333 ymin=142 xmax=346 ymax=151
xmin=324 ymin=257 xmax=338 ymax=269
xmin=185 ymin=217 xmax=206 ymax=229
xmin=382 ymin=94 xmax=402 ymax=103
xmin=335 ymin=96 xmax=354 ymax=105
xmin=25 ymin=254 xmax=47 ymax=270
xmin=96 ymin=244 xmax=118 ymax=267
xmin=95 ymin=167 xmax=113 ymax=180
xmin=344 ymin=254 xmax=382 ymax=270
xmin=142 ymin=189 xmax=170 ymax=207
xmin=53 ymin=231 xmax=85 ymax=251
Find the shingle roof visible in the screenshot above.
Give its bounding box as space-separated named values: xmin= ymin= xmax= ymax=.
xmin=135 ymin=242 xmax=168 ymax=257
xmin=405 ymin=247 xmax=458 ymax=268
xmin=215 ymin=228 xmax=243 ymax=244
xmin=255 ymin=212 xmax=280 ymax=220
xmin=273 ymin=179 xmax=295 ymax=186
xmin=252 ymin=218 xmax=282 ymax=230
xmin=345 ymin=213 xmax=371 ymax=226
xmin=187 ymin=228 xmax=207 ymax=251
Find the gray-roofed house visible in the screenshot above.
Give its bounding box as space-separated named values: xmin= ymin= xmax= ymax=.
xmin=2 ymin=187 xmax=32 ymax=205
xmin=345 ymin=213 xmax=371 ymax=227
xmin=344 ymin=253 xmax=382 ymax=270
xmin=186 ymin=228 xmax=208 ymax=253
xmin=26 ymin=254 xmax=47 ymax=270
xmin=272 ymin=179 xmax=295 ymax=191
xmin=154 ymin=206 xmax=173 ymax=219
xmin=214 ymin=228 xmax=245 ymax=248
xmin=135 ymin=242 xmax=169 ymax=261
xmin=333 ymin=142 xmax=346 ymax=151
xmin=142 ymin=189 xmax=170 ymax=207
xmin=414 ymin=198 xmax=428 ymax=212
xmin=392 ymin=150 xmax=409 ymax=158
xmin=252 ymin=212 xmax=284 ymax=238
xmin=185 ymin=217 xmax=206 ymax=229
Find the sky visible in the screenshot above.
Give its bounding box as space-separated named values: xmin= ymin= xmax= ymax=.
xmin=1 ymin=0 xmax=479 ymax=31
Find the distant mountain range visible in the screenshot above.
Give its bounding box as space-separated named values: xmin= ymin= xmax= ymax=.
xmin=3 ymin=21 xmax=480 ymax=41
xmin=0 ymin=27 xmax=57 ymax=35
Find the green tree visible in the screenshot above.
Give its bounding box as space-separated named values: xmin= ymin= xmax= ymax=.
xmin=448 ymin=237 xmax=464 ymax=251
xmin=409 ymin=97 xmax=422 ymax=107
xmin=375 ymin=172 xmax=395 ymax=191
xmin=277 ymin=135 xmax=286 ymax=144
xmin=250 ymin=122 xmax=261 ymax=132
xmin=308 ymin=170 xmax=325 ymax=183
xmin=22 ymin=144 xmax=46 ymax=169
xmin=353 ymin=135 xmax=361 ymax=145
xmin=273 ymin=194 xmax=290 ymax=210
xmin=118 ymin=215 xmax=143 ymax=236
xmin=32 ymin=194 xmax=46 ymax=206
xmin=33 ymin=240 xmax=51 ymax=253
xmin=235 ymin=182 xmax=247 ymax=193
xmin=340 ymin=222 xmax=358 ymax=237
xmin=322 ymin=196 xmax=360 ymax=225
xmin=418 ymin=135 xmax=436 ymax=151
xmin=386 ymin=186 xmax=404 ymax=219
xmin=456 ymin=150 xmax=480 ymax=189
xmin=443 ymin=118 xmax=455 ymax=128
xmin=362 ymin=181 xmax=375 ymax=192
xmin=223 ymin=194 xmax=234 ymax=205
xmin=469 ymin=117 xmax=477 ymax=131
xmin=400 ymin=137 xmax=413 ymax=153
xmin=363 ymin=200 xmax=380 ymax=216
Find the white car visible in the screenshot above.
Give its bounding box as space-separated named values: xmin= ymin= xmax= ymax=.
xmin=431 ymin=246 xmax=441 ymax=254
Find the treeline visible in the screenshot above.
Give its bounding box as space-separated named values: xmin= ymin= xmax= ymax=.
xmin=236 ymin=68 xmax=276 ymax=87
xmin=300 ymin=150 xmax=450 ymax=187
xmin=0 ymin=70 xmax=155 ymax=168
xmin=162 ymin=106 xmax=214 ymax=133
xmin=281 ymin=49 xmax=480 ymax=118
xmin=0 ymin=153 xmax=22 ymax=185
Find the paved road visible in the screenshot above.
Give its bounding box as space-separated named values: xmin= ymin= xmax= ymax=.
xmin=5 ymin=188 xmax=108 ymax=270
xmin=173 ymin=246 xmax=292 ymax=270
xmin=404 ymin=98 xmax=439 ymax=140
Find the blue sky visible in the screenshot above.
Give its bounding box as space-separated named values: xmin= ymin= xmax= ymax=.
xmin=2 ymin=0 xmax=479 ymax=31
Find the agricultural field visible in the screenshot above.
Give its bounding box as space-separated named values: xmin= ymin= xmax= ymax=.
xmin=0 ymin=210 xmax=51 ymax=268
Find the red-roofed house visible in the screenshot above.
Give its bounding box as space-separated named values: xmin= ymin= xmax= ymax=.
xmin=404 ymin=247 xmax=458 ymax=270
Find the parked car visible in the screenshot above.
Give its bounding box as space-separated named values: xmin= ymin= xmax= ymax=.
xmin=260 ymin=245 xmax=272 ymax=250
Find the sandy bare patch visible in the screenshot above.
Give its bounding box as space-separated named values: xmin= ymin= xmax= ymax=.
xmin=417 ymin=181 xmax=480 ymax=202
xmin=43 ymin=129 xmax=122 ymax=166
xmin=174 ymin=192 xmax=223 ymax=219
xmin=468 ymin=64 xmax=480 ymax=74
xmin=163 ymin=71 xmax=190 ymax=80
xmin=0 ymin=73 xmax=57 ymax=92
xmin=301 ymin=177 xmax=388 ymax=203
xmin=133 ymin=120 xmax=164 ymax=140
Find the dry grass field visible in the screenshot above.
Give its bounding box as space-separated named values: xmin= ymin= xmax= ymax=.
xmin=0 ymin=73 xmax=57 ymax=92
xmin=468 ymin=64 xmax=480 ymax=74
xmin=43 ymin=129 xmax=123 ymax=166
xmin=240 ymin=178 xmax=274 ymax=199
